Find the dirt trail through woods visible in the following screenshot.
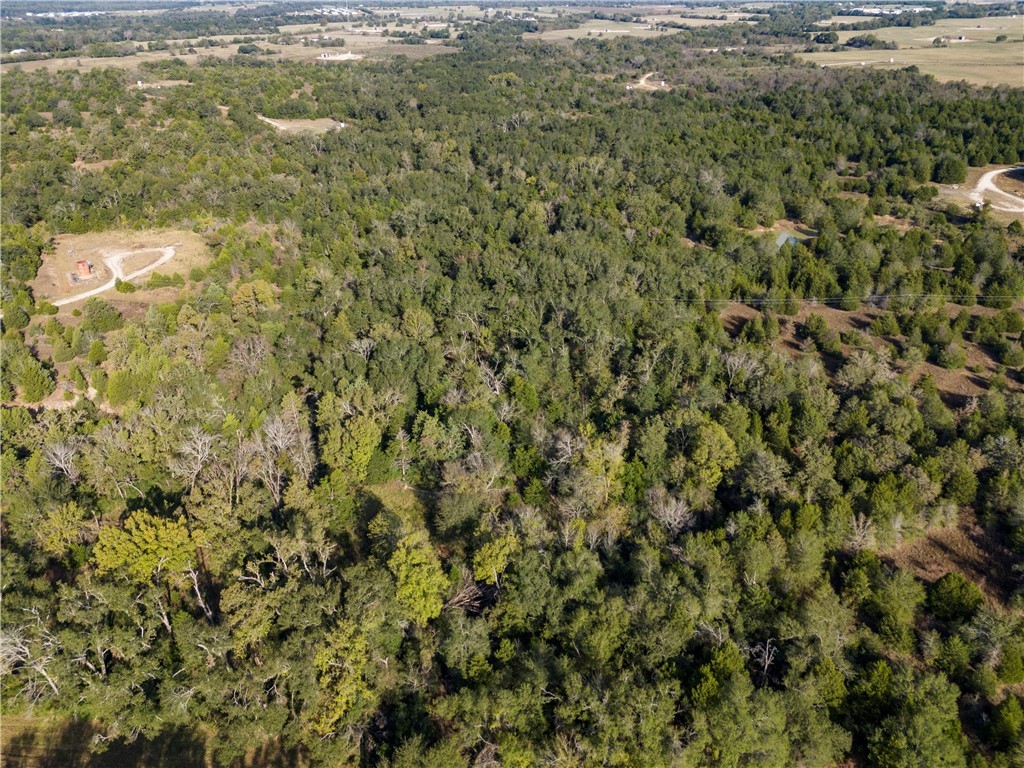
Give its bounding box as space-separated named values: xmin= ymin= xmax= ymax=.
xmin=969 ymin=166 xmax=1024 ymax=214
xmin=53 ymin=245 xmax=178 ymax=307
xmin=634 ymin=71 xmax=671 ymax=90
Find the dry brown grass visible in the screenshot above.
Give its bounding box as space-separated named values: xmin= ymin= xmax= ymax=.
xmin=995 ymin=167 xmax=1024 ymax=197
xmin=882 ymin=511 xmax=1017 ymax=606
xmin=31 ymin=229 xmax=208 ymax=306
xmin=721 ymin=300 xmax=1024 ymax=403
xmin=0 ymin=28 xmax=457 ymax=75
xmin=525 ymin=19 xmax=674 ymax=42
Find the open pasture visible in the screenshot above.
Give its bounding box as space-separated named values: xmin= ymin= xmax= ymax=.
xmin=525 ymin=19 xmax=673 ymax=41
xmin=799 ymin=17 xmax=1024 ymax=86
xmin=0 ymin=39 xmax=454 ymax=74
xmin=0 ymin=18 xmax=459 ymax=75
xmin=829 ymin=17 xmax=1022 ymax=46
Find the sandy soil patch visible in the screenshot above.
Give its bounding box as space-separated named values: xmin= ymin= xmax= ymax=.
xmin=31 ymin=229 xmax=208 ymax=305
xmin=257 ymin=115 xmax=346 ymax=133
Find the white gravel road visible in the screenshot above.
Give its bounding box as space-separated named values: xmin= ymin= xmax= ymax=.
xmin=969 ymin=167 xmax=1024 ymax=214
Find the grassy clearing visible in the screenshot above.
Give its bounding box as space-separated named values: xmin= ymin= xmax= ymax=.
xmin=31 ymin=229 xmax=208 ymax=307
xmin=257 ymin=115 xmax=347 ymax=133
xmin=363 ymin=481 xmax=429 ymax=531
xmin=882 ymin=511 xmax=1018 ymax=606
xmin=525 ymin=19 xmax=674 ymax=42
xmin=0 ymin=713 xmax=311 ymax=768
xmin=830 ymin=18 xmax=1022 ymax=46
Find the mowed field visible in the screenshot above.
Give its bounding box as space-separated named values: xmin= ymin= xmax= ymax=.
xmin=524 ymin=19 xmax=675 ymax=42
xmin=798 ymin=17 xmax=1024 ymax=86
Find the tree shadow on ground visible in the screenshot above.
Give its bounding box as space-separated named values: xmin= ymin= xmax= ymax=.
xmin=2 ymin=719 xmax=313 ymax=768
xmin=1 ymin=720 xmax=204 ymax=768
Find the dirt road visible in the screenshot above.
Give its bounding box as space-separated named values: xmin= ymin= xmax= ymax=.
xmin=53 ymin=245 xmax=178 ymax=307
xmin=634 ymin=71 xmax=671 ymax=91
xmin=969 ymin=166 xmax=1024 ymax=214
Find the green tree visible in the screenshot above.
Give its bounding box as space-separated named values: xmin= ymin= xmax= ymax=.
xmin=990 ymin=695 xmax=1023 ymax=749
xmin=389 ymin=533 xmax=447 ymax=627
xmin=35 ymin=501 xmax=87 ymax=558
xmin=310 ymin=619 xmax=379 ymax=737
xmin=94 ymin=511 xmax=197 ymax=584
xmin=927 ymin=572 xmax=984 ymax=625
xmin=473 ymin=534 xmax=519 ymax=586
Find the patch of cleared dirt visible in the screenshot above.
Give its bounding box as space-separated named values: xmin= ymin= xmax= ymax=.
xmin=256 ymin=115 xmax=346 ymax=133
xmin=871 ymin=214 xmax=917 ymax=233
xmin=629 ymin=71 xmax=672 ymax=91
xmin=935 ymin=164 xmax=1024 ymax=224
xmin=745 ymin=218 xmax=818 ymax=239
xmin=72 ymin=158 xmax=116 ymax=172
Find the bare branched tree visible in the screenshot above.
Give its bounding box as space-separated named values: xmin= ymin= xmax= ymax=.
xmin=171 ymin=426 xmax=219 ymax=492
xmin=351 ymin=337 xmax=377 ymax=362
xmin=229 ymin=336 xmax=270 ymax=377
xmin=44 ymin=439 xmax=82 ymax=483
xmin=393 ymin=428 xmax=413 ymax=482
xmin=722 ymin=351 xmax=761 ymax=388
xmin=848 ymin=513 xmax=876 ymax=551
xmin=645 ymin=486 xmax=693 ymax=536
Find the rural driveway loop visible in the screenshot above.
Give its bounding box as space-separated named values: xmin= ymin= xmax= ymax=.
xmin=969 ymin=167 xmax=1024 ymax=214
xmin=52 ymin=244 xmax=179 ymax=307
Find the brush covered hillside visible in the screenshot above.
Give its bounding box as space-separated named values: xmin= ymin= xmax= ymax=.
xmin=2 ymin=11 xmax=1024 ymax=768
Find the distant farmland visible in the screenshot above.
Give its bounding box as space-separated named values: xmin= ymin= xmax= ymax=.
xmin=799 ymin=17 xmax=1023 ymax=87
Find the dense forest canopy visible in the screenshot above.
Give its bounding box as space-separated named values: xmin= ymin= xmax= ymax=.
xmin=1 ymin=4 xmax=1024 ymax=767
